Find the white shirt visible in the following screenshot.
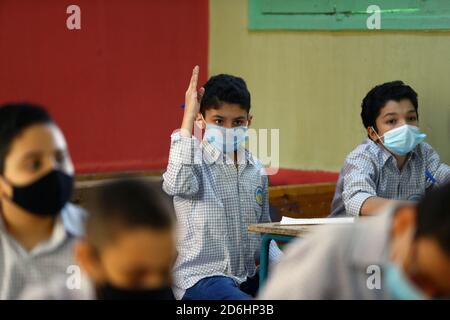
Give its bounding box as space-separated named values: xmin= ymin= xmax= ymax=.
xmin=0 ymin=203 xmax=86 ymax=299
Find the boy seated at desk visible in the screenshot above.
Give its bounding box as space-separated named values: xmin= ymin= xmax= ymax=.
xmin=331 ymin=81 xmax=450 ymax=217
xmin=163 ymin=66 xmax=282 ymax=300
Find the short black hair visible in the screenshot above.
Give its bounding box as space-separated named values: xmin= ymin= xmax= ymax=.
xmin=200 ymin=74 xmax=251 ymax=116
xmin=86 ymin=179 xmax=175 ymax=250
xmin=416 ymin=183 xmax=450 ymax=255
xmin=361 ymin=81 xmax=418 ymax=131
xmin=0 ymin=103 xmax=53 ymax=174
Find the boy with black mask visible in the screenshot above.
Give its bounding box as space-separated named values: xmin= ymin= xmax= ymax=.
xmin=0 ymin=103 xmax=85 ymax=299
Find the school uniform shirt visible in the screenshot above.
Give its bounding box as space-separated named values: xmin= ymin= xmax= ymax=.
xmin=330 ymin=139 xmax=450 ymax=217
xmin=163 ymin=131 xmax=282 ymax=300
xmin=19 ymin=273 xmax=94 ymax=300
xmin=259 ymin=204 xmax=399 ymax=300
xmin=0 ymin=203 xmax=86 ymax=300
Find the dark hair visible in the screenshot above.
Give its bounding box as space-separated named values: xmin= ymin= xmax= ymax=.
xmin=416 ymin=183 xmax=450 ymax=255
xmin=0 ymin=103 xmax=53 ymax=174
xmin=200 ymin=74 xmax=251 ymax=116
xmin=86 ymin=179 xmax=175 ymax=249
xmin=361 ymin=81 xmax=418 ymax=131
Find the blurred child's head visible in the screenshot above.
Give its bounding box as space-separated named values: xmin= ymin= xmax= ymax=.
xmin=389 ymin=183 xmax=450 ymax=299
xmin=361 ymin=81 xmax=419 ymax=141
xmin=0 ymin=103 xmax=74 ymax=218
xmin=198 ymin=74 xmax=252 ymax=129
xmin=76 ymin=179 xmax=176 ymax=299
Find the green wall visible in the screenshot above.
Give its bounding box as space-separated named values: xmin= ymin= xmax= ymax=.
xmin=209 ymin=0 xmax=450 ymax=172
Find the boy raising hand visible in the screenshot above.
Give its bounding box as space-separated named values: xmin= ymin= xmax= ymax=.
xmin=163 ymin=66 xmax=281 ymax=300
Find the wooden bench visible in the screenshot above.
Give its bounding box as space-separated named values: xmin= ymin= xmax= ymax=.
xmin=72 ymin=171 xmax=163 ymax=206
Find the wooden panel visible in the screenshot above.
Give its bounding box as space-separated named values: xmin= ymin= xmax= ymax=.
xmin=73 ymin=172 xmax=336 ymax=220
xmin=269 ymin=183 xmax=336 ymax=219
xmin=73 ymin=173 xmax=163 ymax=206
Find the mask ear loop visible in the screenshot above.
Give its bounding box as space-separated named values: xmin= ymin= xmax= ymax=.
xmin=195 ymin=113 xmax=206 ymax=131
xmin=200 ymin=114 xmax=208 ymax=130
xmin=370 ymin=126 xmax=384 ymax=143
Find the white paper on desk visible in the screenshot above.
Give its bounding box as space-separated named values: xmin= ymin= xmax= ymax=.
xmin=280 ymin=217 xmax=355 ymax=225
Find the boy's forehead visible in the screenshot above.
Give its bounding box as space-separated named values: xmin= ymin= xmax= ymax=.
xmin=205 ymin=103 xmax=248 ymax=118
xmin=101 ymin=228 xmax=175 ymax=261
xmin=379 ymin=99 xmax=416 ymax=116
xmin=8 ymin=124 xmax=67 ymax=157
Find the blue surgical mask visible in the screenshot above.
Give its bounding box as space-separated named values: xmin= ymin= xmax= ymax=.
xmin=204 ymin=124 xmax=248 ymax=153
xmin=384 ymin=262 xmax=425 ymax=300
xmin=374 ymin=125 xmax=427 ymax=156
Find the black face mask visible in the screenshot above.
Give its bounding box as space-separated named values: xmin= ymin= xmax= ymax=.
xmin=96 ymin=283 xmax=175 ymax=300
xmin=3 ymin=170 xmax=74 ymax=217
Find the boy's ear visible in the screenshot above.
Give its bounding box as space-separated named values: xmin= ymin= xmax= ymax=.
xmin=367 ymin=126 xmax=379 ymax=142
xmin=0 ymin=176 xmax=12 ymax=199
xmin=390 ymin=205 xmax=417 ymax=265
xmin=392 ymin=205 xmax=417 ymax=237
xmin=75 ymin=239 xmax=106 ymax=284
xmin=247 ymin=114 xmax=253 ymax=127
xmin=195 ymin=112 xmax=205 ymax=130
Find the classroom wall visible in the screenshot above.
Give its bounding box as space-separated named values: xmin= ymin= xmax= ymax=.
xmin=0 ymin=0 xmax=208 ymax=173
xmin=209 ymin=0 xmax=450 ymax=172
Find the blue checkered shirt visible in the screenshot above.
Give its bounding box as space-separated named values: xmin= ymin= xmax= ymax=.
xmin=163 ymin=131 xmax=281 ymax=299
xmin=331 ymin=138 xmax=450 ymax=217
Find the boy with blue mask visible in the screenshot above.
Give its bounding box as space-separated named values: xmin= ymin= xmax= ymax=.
xmin=260 ymin=183 xmax=450 ymax=300
xmin=0 ymin=103 xmax=85 ymax=299
xmin=163 ymin=66 xmax=282 ymax=300
xmin=331 ymin=81 xmax=450 ymax=217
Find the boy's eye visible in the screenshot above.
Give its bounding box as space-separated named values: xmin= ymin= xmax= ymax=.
xmin=27 ymin=159 xmax=42 ymax=171
xmin=387 ymin=119 xmax=397 ymax=125
xmin=408 ymin=116 xmax=418 ymax=122
xmin=214 ymin=119 xmax=223 ymax=125
xmin=233 ymin=120 xmax=244 ymax=127
xmin=55 ymin=151 xmax=66 ymax=164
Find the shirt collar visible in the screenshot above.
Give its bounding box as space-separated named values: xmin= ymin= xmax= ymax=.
xmin=0 ymin=206 xmax=74 ymax=257
xmin=29 ymin=215 xmax=68 ymax=256
xmin=365 ymin=138 xmax=421 ymax=167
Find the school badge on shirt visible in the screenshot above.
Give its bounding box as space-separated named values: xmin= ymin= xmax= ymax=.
xmin=255 ymin=186 xmax=263 ymax=206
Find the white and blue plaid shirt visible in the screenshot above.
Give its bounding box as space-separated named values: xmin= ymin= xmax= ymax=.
xmin=163 ymin=131 xmax=281 ymax=299
xmin=331 ymin=138 xmax=450 ymax=217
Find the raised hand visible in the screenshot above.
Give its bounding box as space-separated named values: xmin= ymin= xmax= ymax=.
xmin=181 ymin=66 xmax=205 ymax=137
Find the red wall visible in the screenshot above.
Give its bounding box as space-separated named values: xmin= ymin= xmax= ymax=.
xmin=0 ymin=0 xmax=208 ymax=173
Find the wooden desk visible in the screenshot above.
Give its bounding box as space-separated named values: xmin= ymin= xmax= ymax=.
xmin=248 ymin=223 xmax=318 ymax=289
xmin=248 ymin=222 xmax=316 ymax=237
